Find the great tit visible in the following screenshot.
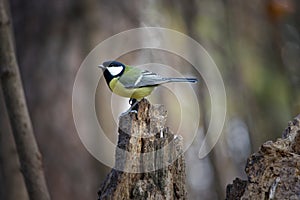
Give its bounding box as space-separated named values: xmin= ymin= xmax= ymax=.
xmin=98 ymin=61 xmax=198 ymax=111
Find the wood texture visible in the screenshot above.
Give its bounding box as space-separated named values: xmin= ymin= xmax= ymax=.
xmin=226 ymin=114 xmax=300 ymax=199
xmin=0 ymin=91 xmax=29 ymax=200
xmin=98 ymin=99 xmax=187 ymax=200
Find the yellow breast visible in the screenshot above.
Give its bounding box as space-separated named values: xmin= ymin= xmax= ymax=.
xmin=109 ymin=78 xmax=155 ymax=100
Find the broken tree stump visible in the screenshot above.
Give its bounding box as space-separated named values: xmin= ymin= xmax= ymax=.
xmin=98 ymin=99 xmax=187 ymax=200
xmin=226 ymin=114 xmax=300 ymax=200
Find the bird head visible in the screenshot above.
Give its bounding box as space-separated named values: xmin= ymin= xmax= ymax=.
xmin=98 ymin=61 xmax=125 ymax=77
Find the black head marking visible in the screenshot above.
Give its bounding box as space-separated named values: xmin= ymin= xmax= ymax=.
xmin=103 ymin=61 xmax=125 ymax=68
xmin=102 ymin=61 xmax=125 ymax=86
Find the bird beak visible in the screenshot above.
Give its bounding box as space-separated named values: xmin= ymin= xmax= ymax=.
xmin=98 ymin=64 xmax=106 ymax=70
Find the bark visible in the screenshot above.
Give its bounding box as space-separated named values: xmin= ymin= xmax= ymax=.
xmin=0 ymin=0 xmax=50 ymax=199
xmin=0 ymin=90 xmax=29 ymax=200
xmin=98 ymin=99 xmax=187 ymax=200
xmin=179 ymin=1 xmax=224 ymax=198
xmin=226 ymin=114 xmax=300 ymax=199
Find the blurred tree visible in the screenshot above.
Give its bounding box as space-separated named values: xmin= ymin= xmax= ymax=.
xmin=7 ymin=0 xmax=141 ymax=199
xmin=0 ymin=0 xmax=50 ymax=199
xmin=0 ymin=90 xmax=29 ymax=200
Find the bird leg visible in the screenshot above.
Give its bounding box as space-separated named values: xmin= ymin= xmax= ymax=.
xmin=120 ymin=98 xmax=139 ymax=116
xmin=129 ymin=98 xmax=139 ymax=112
xmin=129 ymin=98 xmax=136 ymax=106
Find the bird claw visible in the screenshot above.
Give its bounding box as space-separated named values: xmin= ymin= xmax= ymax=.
xmin=120 ymin=107 xmax=138 ymax=116
xmin=130 ymin=110 xmax=138 ymax=114
xmin=121 ymin=99 xmax=139 ymax=116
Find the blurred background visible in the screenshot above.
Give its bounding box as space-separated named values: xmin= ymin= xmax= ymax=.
xmin=1 ymin=0 xmax=300 ymax=199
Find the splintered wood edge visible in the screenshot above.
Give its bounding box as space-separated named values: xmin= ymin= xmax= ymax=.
xmin=118 ymin=99 xmax=168 ymax=137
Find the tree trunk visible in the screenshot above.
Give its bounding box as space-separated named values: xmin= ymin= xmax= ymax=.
xmin=0 ymin=0 xmax=50 ymax=199
xmin=0 ymin=90 xmax=29 ymax=200
xmin=226 ymin=114 xmax=300 ymax=199
xmin=98 ymin=99 xmax=187 ymax=200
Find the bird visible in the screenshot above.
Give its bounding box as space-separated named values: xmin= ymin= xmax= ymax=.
xmin=98 ymin=61 xmax=198 ymax=113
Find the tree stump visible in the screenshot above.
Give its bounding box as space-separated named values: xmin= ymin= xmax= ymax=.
xmin=98 ymin=99 xmax=187 ymax=200
xmin=226 ymin=114 xmax=300 ymax=200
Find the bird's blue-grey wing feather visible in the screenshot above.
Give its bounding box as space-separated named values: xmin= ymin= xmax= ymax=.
xmin=118 ymin=68 xmax=168 ymax=88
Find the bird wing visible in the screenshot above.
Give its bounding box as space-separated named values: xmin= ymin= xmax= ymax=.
xmin=118 ymin=67 xmax=168 ymax=88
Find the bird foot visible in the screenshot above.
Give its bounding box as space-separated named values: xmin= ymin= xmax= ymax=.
xmin=120 ymin=109 xmax=138 ymax=116
xmin=120 ymin=98 xmax=139 ymax=116
xmin=129 ymin=98 xmax=139 ymax=112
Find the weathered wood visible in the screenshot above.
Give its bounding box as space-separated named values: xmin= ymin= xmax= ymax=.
xmin=226 ymin=114 xmax=300 ymax=200
xmin=98 ymin=99 xmax=187 ymax=200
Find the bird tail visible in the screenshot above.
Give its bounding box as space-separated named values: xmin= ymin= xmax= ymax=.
xmin=166 ymin=78 xmax=198 ymax=83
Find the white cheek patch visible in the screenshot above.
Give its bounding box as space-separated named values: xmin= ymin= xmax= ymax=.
xmin=107 ymin=66 xmax=123 ymax=76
